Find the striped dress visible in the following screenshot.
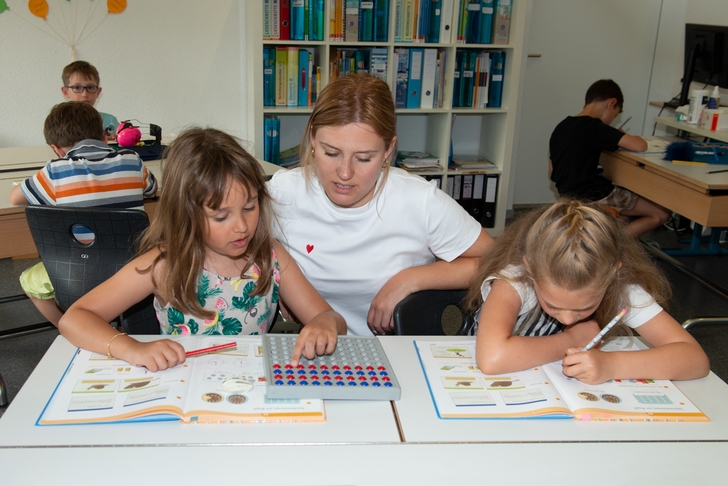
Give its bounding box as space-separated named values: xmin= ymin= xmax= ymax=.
xmin=19 ymin=139 xmax=157 ymax=209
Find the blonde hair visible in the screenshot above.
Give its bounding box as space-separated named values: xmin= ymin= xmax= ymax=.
xmin=138 ymin=127 xmax=275 ymax=320
xmin=299 ymin=73 xmax=397 ymax=196
xmin=466 ymin=199 xmax=671 ymax=334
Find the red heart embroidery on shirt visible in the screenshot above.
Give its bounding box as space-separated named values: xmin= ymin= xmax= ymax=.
xmin=306 ymin=244 xmax=314 ymax=254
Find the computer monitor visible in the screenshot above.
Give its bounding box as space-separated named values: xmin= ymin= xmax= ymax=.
xmin=675 ymin=24 xmax=728 ymax=107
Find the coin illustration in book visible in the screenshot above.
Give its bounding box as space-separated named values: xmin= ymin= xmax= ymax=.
xmin=577 ymin=392 xmax=599 ymax=402
xmin=202 ymin=392 xmax=223 ymax=403
xmin=601 ymin=394 xmax=621 ymax=404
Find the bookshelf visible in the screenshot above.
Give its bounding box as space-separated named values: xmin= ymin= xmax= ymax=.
xmin=244 ymin=1 xmax=527 ymax=234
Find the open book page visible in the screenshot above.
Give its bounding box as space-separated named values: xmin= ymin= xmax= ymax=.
xmin=181 ymin=336 xmax=325 ymax=423
xmin=38 ymin=336 xmax=197 ymax=425
xmin=541 ymin=338 xmax=709 ymax=422
xmin=623 ymin=136 xmax=670 ymax=155
xmin=38 ymin=336 xmax=325 ymax=425
xmin=414 ymin=341 xmax=572 ymax=419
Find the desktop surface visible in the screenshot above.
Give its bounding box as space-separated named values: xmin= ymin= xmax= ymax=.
xmin=3 ymin=335 xmax=728 ymax=484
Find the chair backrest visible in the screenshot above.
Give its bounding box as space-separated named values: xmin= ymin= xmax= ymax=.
xmin=393 ymin=289 xmax=475 ymax=336
xmin=24 ymin=206 xmax=160 ymax=334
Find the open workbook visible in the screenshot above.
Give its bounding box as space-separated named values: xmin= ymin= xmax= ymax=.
xmin=38 ymin=336 xmax=325 ymax=425
xmin=415 ymin=338 xmax=708 ymax=422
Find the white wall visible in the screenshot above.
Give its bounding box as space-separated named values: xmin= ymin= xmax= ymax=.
xmin=4 ymin=0 xmax=728 ymax=209
xmin=0 ymin=1 xmax=249 ymax=149
xmin=512 ymin=0 xmax=728 ymax=206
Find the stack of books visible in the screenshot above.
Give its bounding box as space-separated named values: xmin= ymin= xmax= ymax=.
xmin=396 ymin=151 xmax=442 ymax=171
xmin=330 ymin=47 xmax=388 ymax=82
xmin=450 ymin=154 xmax=497 ymax=170
xmin=278 ymin=146 xmax=301 ymax=168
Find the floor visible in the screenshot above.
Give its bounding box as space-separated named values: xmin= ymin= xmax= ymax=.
xmin=2 ymin=219 xmax=728 ymax=419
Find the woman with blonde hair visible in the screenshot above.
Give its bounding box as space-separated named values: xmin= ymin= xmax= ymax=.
xmin=268 ymin=73 xmax=492 ymax=335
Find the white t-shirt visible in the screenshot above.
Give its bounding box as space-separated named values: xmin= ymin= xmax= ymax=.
xmin=479 ymin=265 xmax=663 ymax=335
xmin=268 ymin=167 xmax=482 ymax=335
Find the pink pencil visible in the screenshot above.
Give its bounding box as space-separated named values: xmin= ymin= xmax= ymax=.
xmin=185 ymin=342 xmax=237 ymax=357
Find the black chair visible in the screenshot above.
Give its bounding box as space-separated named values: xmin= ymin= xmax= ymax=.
xmin=24 ymin=206 xmax=160 ymax=335
xmin=393 ymin=289 xmax=475 ymax=336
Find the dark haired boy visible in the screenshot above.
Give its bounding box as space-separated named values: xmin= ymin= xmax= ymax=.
xmin=549 ymin=79 xmax=669 ymax=237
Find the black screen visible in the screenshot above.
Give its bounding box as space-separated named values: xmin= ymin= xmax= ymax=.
xmin=686 ymin=23 xmax=728 ymax=89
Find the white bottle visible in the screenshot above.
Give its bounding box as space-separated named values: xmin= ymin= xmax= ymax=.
xmin=688 ymin=89 xmax=709 ymax=124
xmin=708 ymin=85 xmax=721 ymax=109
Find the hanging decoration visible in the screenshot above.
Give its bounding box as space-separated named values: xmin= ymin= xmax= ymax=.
xmin=1 ymin=0 xmax=128 ymax=59
xmin=27 ymin=0 xmax=48 ymax=19
xmin=107 ymin=0 xmax=125 ymax=14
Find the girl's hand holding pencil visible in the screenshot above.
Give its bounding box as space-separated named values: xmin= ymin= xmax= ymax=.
xmin=121 ymin=339 xmax=187 ymax=372
xmin=561 ymin=309 xmax=628 ymax=385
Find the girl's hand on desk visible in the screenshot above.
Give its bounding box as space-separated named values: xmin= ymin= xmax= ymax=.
xmin=562 ymin=347 xmax=617 ymax=385
xmin=290 ymin=317 xmax=340 ymax=366
xmin=122 ymin=339 xmax=187 ymax=372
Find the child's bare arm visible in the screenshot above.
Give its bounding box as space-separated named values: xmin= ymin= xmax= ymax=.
xmin=59 ymin=250 xmax=186 ymax=371
xmin=562 ymin=311 xmax=710 ymax=384
xmin=618 ymin=133 xmax=648 ymax=152
xmin=475 ymin=279 xmax=599 ymax=374
xmin=9 ymin=185 xmax=28 ymax=205
xmin=274 ymin=241 xmax=346 ymax=365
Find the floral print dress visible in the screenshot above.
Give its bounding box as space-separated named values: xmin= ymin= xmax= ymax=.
xmin=155 ymin=251 xmax=280 ymax=336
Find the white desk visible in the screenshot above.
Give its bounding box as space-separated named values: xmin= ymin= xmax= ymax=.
xmin=2 ymin=335 xmax=728 ymax=484
xmin=383 ymin=336 xmax=728 ymax=483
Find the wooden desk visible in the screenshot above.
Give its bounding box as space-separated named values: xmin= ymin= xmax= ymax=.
xmin=0 ymin=146 xmax=283 ymax=259
xmin=655 ymin=115 xmax=728 ymax=144
xmin=600 ymin=148 xmax=728 ymax=228
xmin=2 ymin=335 xmax=727 ymax=484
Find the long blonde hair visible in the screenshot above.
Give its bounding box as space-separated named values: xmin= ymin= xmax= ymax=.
xmin=466 ymin=199 xmax=671 ymax=332
xmin=138 ymin=127 xmax=275 ymax=319
xmin=299 ymin=73 xmax=397 ymax=197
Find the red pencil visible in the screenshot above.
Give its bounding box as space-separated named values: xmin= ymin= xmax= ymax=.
xmin=185 ymin=342 xmax=237 ymax=357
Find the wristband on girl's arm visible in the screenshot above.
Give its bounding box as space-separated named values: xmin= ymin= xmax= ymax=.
xmin=106 ymin=332 xmax=128 ymax=359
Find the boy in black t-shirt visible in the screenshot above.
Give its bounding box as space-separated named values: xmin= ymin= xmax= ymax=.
xmin=549 ymin=79 xmax=669 ymax=237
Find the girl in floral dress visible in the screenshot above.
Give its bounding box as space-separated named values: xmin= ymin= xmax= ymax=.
xmin=60 ymin=128 xmax=346 ymax=371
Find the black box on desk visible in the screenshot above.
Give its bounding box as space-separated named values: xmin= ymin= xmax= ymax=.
xmin=446 ymin=173 xmax=498 ymax=228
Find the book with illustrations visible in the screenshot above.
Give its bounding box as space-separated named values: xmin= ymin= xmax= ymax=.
xmin=37 ymin=336 xmax=326 ymax=425
xmin=415 ymin=338 xmax=708 ymax=422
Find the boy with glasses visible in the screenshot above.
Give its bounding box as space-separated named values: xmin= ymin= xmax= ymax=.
xmin=61 ymin=60 xmax=119 ymax=139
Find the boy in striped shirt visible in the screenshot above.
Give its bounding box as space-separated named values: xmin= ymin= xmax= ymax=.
xmin=9 ymin=101 xmax=157 ymax=326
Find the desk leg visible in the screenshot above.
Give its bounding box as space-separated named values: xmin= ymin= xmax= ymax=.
xmin=663 ymin=223 xmax=728 ymax=256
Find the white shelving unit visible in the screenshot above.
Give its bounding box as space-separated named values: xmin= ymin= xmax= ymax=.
xmin=655 ymin=116 xmax=728 ymax=144
xmin=244 ymin=2 xmax=527 ymax=234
